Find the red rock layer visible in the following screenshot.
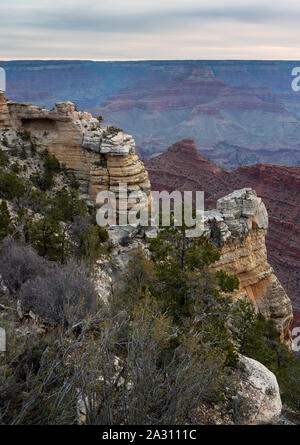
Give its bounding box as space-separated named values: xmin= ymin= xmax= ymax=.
xmin=144 ymin=139 xmax=300 ymax=325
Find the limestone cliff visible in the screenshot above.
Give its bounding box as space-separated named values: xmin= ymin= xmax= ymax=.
xmin=0 ymin=93 xmax=151 ymax=207
xmin=0 ymin=95 xmax=292 ymax=347
xmin=145 ymin=138 xmax=300 ymax=328
xmin=204 ymin=189 xmax=293 ymax=347
xmin=102 ymin=189 xmax=293 ymax=349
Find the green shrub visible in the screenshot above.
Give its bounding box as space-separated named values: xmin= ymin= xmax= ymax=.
xmin=0 ymin=170 xmax=26 ymax=203
xmin=29 ymin=152 xmax=61 ymax=190
xmin=28 ymin=216 xmax=69 ymax=262
xmin=71 ymin=216 xmax=109 ymax=264
xmin=20 ymin=145 xmax=27 ymax=160
xmin=27 ymin=189 xmax=49 ymax=213
xmin=10 ymin=147 xmax=19 ymax=157
xmin=0 ymin=148 xmax=8 ymax=167
xmin=11 ymin=162 xmax=21 ymax=174
xmin=124 ymin=227 xmax=239 ymax=366
xmin=30 ymin=170 xmax=54 ymax=191
xmin=0 ymin=200 xmax=12 ymax=241
xmin=49 ymin=188 xmax=87 ymax=222
xmin=68 ymin=172 xmax=80 ymax=190
xmin=43 ymin=151 xmax=61 ymax=174
xmin=20 ymin=129 xmax=31 ymax=142
xmin=107 ymin=125 xmax=123 ymax=135
xmin=93 ymin=159 xmax=107 ymax=168
xmin=1 ymin=135 xmax=9 ymax=147
xmin=216 ymin=270 xmax=240 ymax=293
xmin=231 ymin=299 xmax=300 ymax=411
xmin=30 ymin=142 xmax=37 ymax=156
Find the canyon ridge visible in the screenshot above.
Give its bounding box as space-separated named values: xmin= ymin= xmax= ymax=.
xmin=0 ymin=95 xmax=294 ymax=346
xmin=144 ymin=138 xmax=300 ymax=328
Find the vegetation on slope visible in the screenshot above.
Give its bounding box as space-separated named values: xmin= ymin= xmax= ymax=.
xmin=0 ymin=131 xmax=299 ymax=424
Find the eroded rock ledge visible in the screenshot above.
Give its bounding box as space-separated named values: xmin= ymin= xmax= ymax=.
xmin=204 ymin=189 xmax=293 ymax=347
xmin=0 ymin=94 xmax=151 ymax=206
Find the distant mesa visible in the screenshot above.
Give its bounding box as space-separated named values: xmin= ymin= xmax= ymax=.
xmin=3 ymin=60 xmax=300 ymax=168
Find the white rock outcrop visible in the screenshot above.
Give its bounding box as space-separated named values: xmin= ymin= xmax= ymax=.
xmin=205 ymin=189 xmax=293 ymax=347
xmin=204 ymin=188 xmax=268 ymax=243
xmin=233 ymin=354 xmax=282 ymax=424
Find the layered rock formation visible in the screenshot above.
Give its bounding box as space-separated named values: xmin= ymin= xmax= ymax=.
xmin=0 ymin=97 xmax=293 ymax=346
xmin=0 ymin=93 xmax=151 ymax=209
xmin=145 ymin=139 xmax=300 ymax=329
xmin=4 ymin=60 xmax=300 ymax=167
xmin=204 ymin=189 xmax=293 ymax=346
xmin=144 ymin=139 xmax=228 ymax=204
xmin=225 ymin=164 xmax=300 ymax=326
xmin=104 ymin=187 xmax=293 ymax=348
xmin=0 ymin=93 xmax=12 ymax=128
xmin=97 ymin=63 xmax=300 ymax=164
xmin=0 ymin=94 xmax=294 ymax=424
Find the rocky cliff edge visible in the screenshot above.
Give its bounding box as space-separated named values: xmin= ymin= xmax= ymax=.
xmin=0 ymin=93 xmax=151 ymax=208
xmin=205 ymin=188 xmax=293 ymax=347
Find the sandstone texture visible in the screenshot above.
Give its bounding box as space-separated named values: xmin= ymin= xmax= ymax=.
xmin=145 ymin=138 xmax=299 ymax=330
xmin=0 ymin=327 xmax=6 ymax=352
xmin=0 ymin=93 xmax=151 ymax=209
xmin=204 ymin=189 xmax=293 ymax=347
xmin=101 ymin=188 xmax=293 ymax=349
xmin=226 ymin=164 xmax=300 ymax=330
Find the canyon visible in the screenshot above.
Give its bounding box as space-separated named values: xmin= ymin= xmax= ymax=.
xmin=0 ymin=96 xmax=294 ymax=347
xmin=144 ymin=139 xmax=300 ymax=326
xmin=2 ymin=60 xmax=300 ymax=168
xmin=0 ymin=95 xmax=297 ymax=423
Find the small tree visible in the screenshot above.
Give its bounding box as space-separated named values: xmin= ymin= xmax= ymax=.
xmin=0 ymin=148 xmax=8 ymax=167
xmin=148 ymin=226 xmax=238 ymax=325
xmin=43 ymin=151 xmax=61 ymax=174
xmin=71 ymin=216 xmax=109 ymax=265
xmin=27 ymin=189 xmax=49 ymax=214
xmin=49 ymin=188 xmax=87 ymax=223
xmin=0 ymin=200 xmax=12 ymax=241
xmin=27 ymin=216 xmax=69 ymax=262
xmin=0 ymin=170 xmax=26 ymax=206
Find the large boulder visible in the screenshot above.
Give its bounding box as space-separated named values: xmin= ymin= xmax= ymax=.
xmin=231 ymin=354 xmax=282 ymax=424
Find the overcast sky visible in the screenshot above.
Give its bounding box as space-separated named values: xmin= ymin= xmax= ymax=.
xmin=1 ymin=0 xmax=300 ymax=60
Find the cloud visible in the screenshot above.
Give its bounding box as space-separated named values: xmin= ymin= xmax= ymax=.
xmin=0 ymin=1 xmax=300 ymax=59
xmin=0 ymin=2 xmax=296 ymax=31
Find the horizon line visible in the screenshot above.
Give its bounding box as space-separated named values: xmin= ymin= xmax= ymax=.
xmin=1 ymin=58 xmax=300 ymax=62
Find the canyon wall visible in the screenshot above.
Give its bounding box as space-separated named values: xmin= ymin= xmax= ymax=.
xmin=145 ymin=139 xmax=300 ymax=328
xmin=0 ymin=93 xmax=151 ymax=208
xmin=0 ymin=97 xmax=293 ymax=345
xmin=3 ymin=60 xmax=300 ymax=167
xmin=204 ymin=189 xmax=293 ymax=347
